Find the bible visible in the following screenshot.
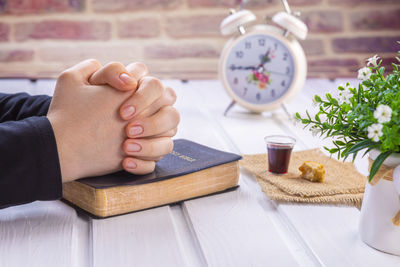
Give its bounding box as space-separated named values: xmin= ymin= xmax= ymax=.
xmin=62 ymin=139 xmax=241 ymax=218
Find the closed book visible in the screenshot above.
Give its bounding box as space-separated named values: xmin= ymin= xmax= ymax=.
xmin=62 ymin=139 xmax=242 ymax=218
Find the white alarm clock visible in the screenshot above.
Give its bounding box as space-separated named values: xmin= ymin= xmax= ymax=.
xmin=219 ymin=0 xmax=308 ymax=115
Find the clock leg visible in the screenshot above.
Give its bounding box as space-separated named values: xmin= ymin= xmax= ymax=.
xmin=281 ymin=103 xmax=292 ymax=120
xmin=223 ymin=100 xmax=236 ymax=116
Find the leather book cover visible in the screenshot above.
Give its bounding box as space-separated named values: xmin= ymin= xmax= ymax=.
xmin=77 ymin=139 xmax=242 ymax=189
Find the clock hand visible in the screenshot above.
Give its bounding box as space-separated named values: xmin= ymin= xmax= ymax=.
xmin=259 ymin=49 xmax=271 ymax=67
xmin=229 ymin=64 xmax=288 ymax=76
xmin=229 ymin=49 xmax=272 ymax=72
xmin=268 ymin=70 xmax=288 ymax=76
xmin=229 ymin=65 xmax=256 ymax=71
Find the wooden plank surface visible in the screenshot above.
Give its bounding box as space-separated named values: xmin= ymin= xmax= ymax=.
xmin=0 ymin=79 xmax=84 ymax=267
xmin=91 ymin=206 xmax=188 ymax=267
xmin=183 ymin=191 xmax=301 ymax=267
xmin=191 ymin=79 xmax=400 ymax=266
xmin=178 ymin=80 xmax=322 ymax=267
xmin=0 ymin=79 xmax=207 ymax=267
xmin=0 ymin=201 xmax=77 ymax=267
xmin=0 ymin=78 xmax=400 ymax=266
xmin=279 ymin=79 xmax=400 ymax=266
xmin=171 ymin=80 xmax=307 ymax=266
xmin=89 ymin=80 xmax=210 ymax=267
xmin=0 ymin=79 xmax=33 ymax=94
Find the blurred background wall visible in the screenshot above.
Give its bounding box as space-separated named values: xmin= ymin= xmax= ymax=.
xmin=0 ymin=0 xmax=399 ymax=80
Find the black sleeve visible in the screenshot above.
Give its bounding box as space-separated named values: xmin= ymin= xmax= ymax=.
xmin=0 ymin=94 xmax=62 ymax=208
xmin=0 ymin=93 xmax=52 ymax=122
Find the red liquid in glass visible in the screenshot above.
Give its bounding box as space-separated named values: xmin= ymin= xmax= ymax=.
xmin=267 ymin=144 xmax=293 ymax=174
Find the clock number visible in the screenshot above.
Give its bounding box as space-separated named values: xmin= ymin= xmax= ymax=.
xmin=271 ymin=89 xmax=276 ymax=98
xmin=274 ymin=43 xmax=278 ymax=50
xmin=256 ymin=93 xmax=261 ymax=101
xmin=281 ymin=80 xmax=285 ymax=87
xmin=243 ymin=87 xmax=248 ymax=96
xmin=245 ymin=42 xmax=251 ymax=49
xmin=283 ymin=53 xmax=288 ymax=61
xmin=236 ymin=51 xmax=244 ymax=58
xmin=233 ymin=77 xmax=238 ymax=85
xmin=258 ymin=39 xmax=265 ymax=46
xmin=286 ymin=67 xmax=290 ymax=74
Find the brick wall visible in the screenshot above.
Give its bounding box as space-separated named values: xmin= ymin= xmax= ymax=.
xmin=0 ymin=0 xmax=399 ymax=79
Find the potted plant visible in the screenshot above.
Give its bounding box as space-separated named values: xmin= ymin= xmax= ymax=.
xmin=295 ymin=48 xmax=400 ymax=255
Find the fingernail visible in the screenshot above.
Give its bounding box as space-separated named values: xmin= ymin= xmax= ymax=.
xmin=129 ymin=125 xmax=143 ymax=136
xmin=120 ymin=73 xmax=133 ymax=85
xmin=126 ymin=143 xmax=141 ymax=152
xmin=121 ymin=105 xmax=135 ymax=119
xmin=126 ymin=160 xmax=137 ymax=169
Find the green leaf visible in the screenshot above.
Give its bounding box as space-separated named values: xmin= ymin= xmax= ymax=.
xmin=357 ymin=84 xmax=363 ymax=103
xmin=335 ymin=140 xmax=346 ymax=146
xmin=315 ymin=113 xmax=321 ymax=123
xmin=293 ymin=51 xmax=400 ymax=159
xmin=331 ymin=98 xmax=339 ymax=106
xmin=323 ymin=146 xmax=330 ymax=155
xmin=329 ymin=148 xmax=339 ymax=154
xmin=369 ymin=151 xmax=392 ymax=182
xmin=344 ymin=139 xmax=376 ymax=156
xmin=363 ymin=80 xmax=373 ymax=87
xmin=378 ymin=67 xmax=385 ymax=76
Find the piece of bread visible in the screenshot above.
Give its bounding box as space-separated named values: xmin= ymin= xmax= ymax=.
xmin=299 ymin=161 xmax=325 ymax=182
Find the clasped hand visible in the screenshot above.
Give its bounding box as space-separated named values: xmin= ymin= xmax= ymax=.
xmin=47 ymin=59 xmax=180 ymax=183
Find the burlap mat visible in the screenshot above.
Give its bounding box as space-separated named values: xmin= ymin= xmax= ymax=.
xmin=240 ymin=149 xmax=366 ymax=208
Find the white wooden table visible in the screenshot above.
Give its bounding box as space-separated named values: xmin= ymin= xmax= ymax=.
xmin=1 ymin=78 xmax=400 ymax=267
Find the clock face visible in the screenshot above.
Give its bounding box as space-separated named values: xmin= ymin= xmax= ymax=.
xmin=224 ymin=34 xmax=295 ymax=105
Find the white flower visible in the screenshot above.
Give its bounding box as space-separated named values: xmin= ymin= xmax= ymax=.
xmin=340 ymin=83 xmax=351 ymax=90
xmin=358 ymin=67 xmax=372 ymax=81
xmin=374 ymin=104 xmax=392 ymax=123
xmin=338 ymin=84 xmax=352 ymax=104
xmin=367 ymin=123 xmax=383 ymax=142
xmin=367 ymin=54 xmax=380 ymax=67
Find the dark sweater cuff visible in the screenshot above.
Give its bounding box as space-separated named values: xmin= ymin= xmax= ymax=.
xmin=30 ymin=116 xmax=62 ymax=201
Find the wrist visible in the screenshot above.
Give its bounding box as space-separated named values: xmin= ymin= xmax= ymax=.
xmin=47 ymin=114 xmax=82 ymax=183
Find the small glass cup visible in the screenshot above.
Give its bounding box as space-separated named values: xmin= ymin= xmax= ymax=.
xmin=264 ymin=135 xmax=296 ymax=174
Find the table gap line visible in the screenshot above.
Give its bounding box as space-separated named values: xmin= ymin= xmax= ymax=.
xmin=170 ymin=204 xmax=207 ymax=267
xmin=190 ymin=81 xmax=324 ymax=266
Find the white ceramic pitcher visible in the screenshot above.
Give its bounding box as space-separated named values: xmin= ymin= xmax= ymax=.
xmin=359 ymin=149 xmax=400 ymax=256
